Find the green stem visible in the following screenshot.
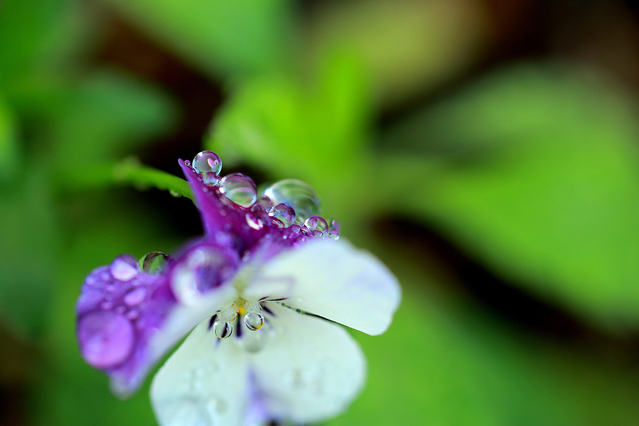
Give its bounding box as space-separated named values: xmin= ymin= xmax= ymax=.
xmin=113 ymin=158 xmax=194 ymax=201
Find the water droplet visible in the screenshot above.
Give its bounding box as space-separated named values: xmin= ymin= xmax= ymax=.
xmin=213 ymin=320 xmax=233 ymax=339
xmin=219 ymin=173 xmax=257 ymax=207
xmin=169 ymin=190 xmax=181 ymax=198
xmin=244 ymin=312 xmax=264 ymax=331
xmin=203 ymin=171 xmax=220 ymax=185
xmin=193 ymin=151 xmax=222 ymax=175
xmin=327 ymin=231 xmax=340 ymax=240
xmin=124 ymin=288 xmax=146 ymax=306
xmin=207 ymin=397 xmax=227 ymax=415
xmin=78 ymin=311 xmax=135 ymax=368
xmin=305 ymin=216 xmax=328 ymax=232
xmin=139 ymin=251 xmax=174 ymax=275
xmin=268 ymin=203 xmax=296 ymax=227
xmin=330 ymin=219 xmax=340 ymax=233
xmin=290 ymin=224 xmax=301 ymax=233
xmin=171 ymin=247 xmax=236 ymax=305
xmin=245 ymin=213 xmax=263 ymax=230
xmin=251 ymin=203 xmax=264 ymax=213
xmin=270 ymin=218 xmax=285 ymax=228
xmin=262 ymin=180 xmax=320 ymax=224
xmin=110 ymin=256 xmax=138 ymax=282
xmin=258 ymin=195 xmax=274 ymax=210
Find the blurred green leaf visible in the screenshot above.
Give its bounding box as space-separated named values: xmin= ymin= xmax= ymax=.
xmin=306 ymin=0 xmax=490 ymax=108
xmin=0 ymin=170 xmax=58 ymax=337
xmin=385 ymin=65 xmax=639 ymax=329
xmin=51 ymin=71 xmax=177 ymax=167
xmin=0 ymin=98 xmax=18 ymax=182
xmin=0 ymin=0 xmax=69 ymax=87
xmin=104 ymin=0 xmax=294 ymax=80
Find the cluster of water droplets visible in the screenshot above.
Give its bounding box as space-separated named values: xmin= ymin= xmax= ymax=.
xmin=188 ymin=151 xmax=340 ymax=239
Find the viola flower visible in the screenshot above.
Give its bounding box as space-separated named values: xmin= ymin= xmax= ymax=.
xmin=76 ymin=151 xmax=401 ymax=425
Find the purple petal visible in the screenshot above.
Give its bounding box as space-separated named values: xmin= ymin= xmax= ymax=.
xmin=76 ymin=255 xmax=177 ymax=395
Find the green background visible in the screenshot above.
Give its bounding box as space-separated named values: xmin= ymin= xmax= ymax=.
xmin=3 ymin=0 xmax=639 ymax=424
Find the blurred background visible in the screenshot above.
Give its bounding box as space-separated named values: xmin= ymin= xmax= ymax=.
xmin=3 ymin=0 xmax=639 ymax=424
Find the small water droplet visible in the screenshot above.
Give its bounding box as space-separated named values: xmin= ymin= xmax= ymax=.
xmin=203 ymin=171 xmax=220 ymax=185
xmin=139 ymin=251 xmax=174 ymax=275
xmin=262 ymin=180 xmax=320 ymax=224
xmin=169 ymin=190 xmax=181 ymax=198
xmin=244 ymin=312 xmax=264 ymax=331
xmin=305 ymin=216 xmax=328 ymax=232
xmin=207 ymin=396 xmax=227 ymax=415
xmin=327 ymin=230 xmax=340 ymax=240
xmin=111 ymin=256 xmax=138 ymax=282
xmin=78 ymin=311 xmax=135 ymax=368
xmin=213 ymin=320 xmax=233 ymax=339
xmin=184 ymin=160 xmax=191 ymax=166
xmin=245 ymin=213 xmax=263 ymax=230
xmin=193 ymin=151 xmax=222 ymax=175
xmin=124 ymin=288 xmax=146 ymax=306
xmin=290 ymin=224 xmax=301 ymax=233
xmin=219 ymin=173 xmax=257 ymax=207
xmin=270 ymin=218 xmax=285 ymax=228
xmin=268 ymin=203 xmax=296 ymax=227
xmin=330 ymin=219 xmax=340 ymax=233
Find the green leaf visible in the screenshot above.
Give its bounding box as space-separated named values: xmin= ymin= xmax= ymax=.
xmin=0 ymin=98 xmax=18 ymax=183
xmin=385 ymin=65 xmax=639 ymax=330
xmin=104 ymin=0 xmax=294 ymax=79
xmin=50 ymin=71 xmax=177 ymax=169
xmin=0 ymin=170 xmax=58 ymax=337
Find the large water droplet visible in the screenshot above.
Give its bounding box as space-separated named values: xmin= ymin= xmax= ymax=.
xmin=213 ymin=320 xmax=233 ymax=339
xmin=244 ymin=312 xmax=264 ymax=331
xmin=139 ymin=251 xmax=174 ymax=275
xmin=219 ymin=173 xmax=257 ymax=207
xmin=110 ymin=256 xmax=138 ymax=282
xmin=78 ymin=311 xmax=135 ymax=368
xmin=124 ymin=288 xmax=146 ymax=306
xmin=193 ymin=151 xmax=222 ymax=175
xmin=305 ymin=216 xmax=328 ymax=232
xmin=171 ymin=247 xmax=235 ymax=305
xmin=262 ymin=180 xmax=320 ymax=224
xmin=268 ymin=203 xmax=296 ymax=227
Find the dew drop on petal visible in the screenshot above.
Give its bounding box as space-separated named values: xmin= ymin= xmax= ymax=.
xmin=305 ymin=216 xmax=328 ymax=232
xmin=110 ymin=256 xmax=138 ymax=282
xmin=219 ymin=173 xmax=257 ymax=207
xmin=290 ymin=224 xmax=301 ymax=233
xmin=203 ymin=171 xmax=220 ymax=185
xmin=258 ymin=195 xmax=274 ymax=210
xmin=124 ymin=288 xmax=146 ymax=306
xmin=268 ymin=203 xmax=296 ymax=227
xmin=78 ymin=311 xmax=135 ymax=368
xmin=330 ymin=219 xmax=340 ymax=233
xmin=213 ymin=320 xmax=233 ymax=339
xmin=193 ymin=151 xmax=222 ymax=175
xmin=169 ymin=190 xmax=181 ymax=198
xmin=246 ymin=213 xmax=264 ymax=230
xmin=244 ymin=312 xmax=264 ymax=331
xmin=139 ymin=251 xmax=174 ymax=275
xmin=262 ymin=179 xmax=320 ymax=224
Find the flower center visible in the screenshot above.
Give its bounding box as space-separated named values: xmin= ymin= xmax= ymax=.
xmin=209 ymin=297 xmax=264 ymax=339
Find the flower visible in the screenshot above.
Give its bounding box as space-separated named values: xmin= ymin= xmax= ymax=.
xmin=76 ymin=152 xmax=401 ymax=425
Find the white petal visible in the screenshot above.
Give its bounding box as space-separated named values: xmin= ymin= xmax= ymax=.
xmin=250 ymin=304 xmax=366 ymax=424
xmin=151 ymin=321 xmax=249 ymax=426
xmin=245 ymin=239 xmax=401 ymax=335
